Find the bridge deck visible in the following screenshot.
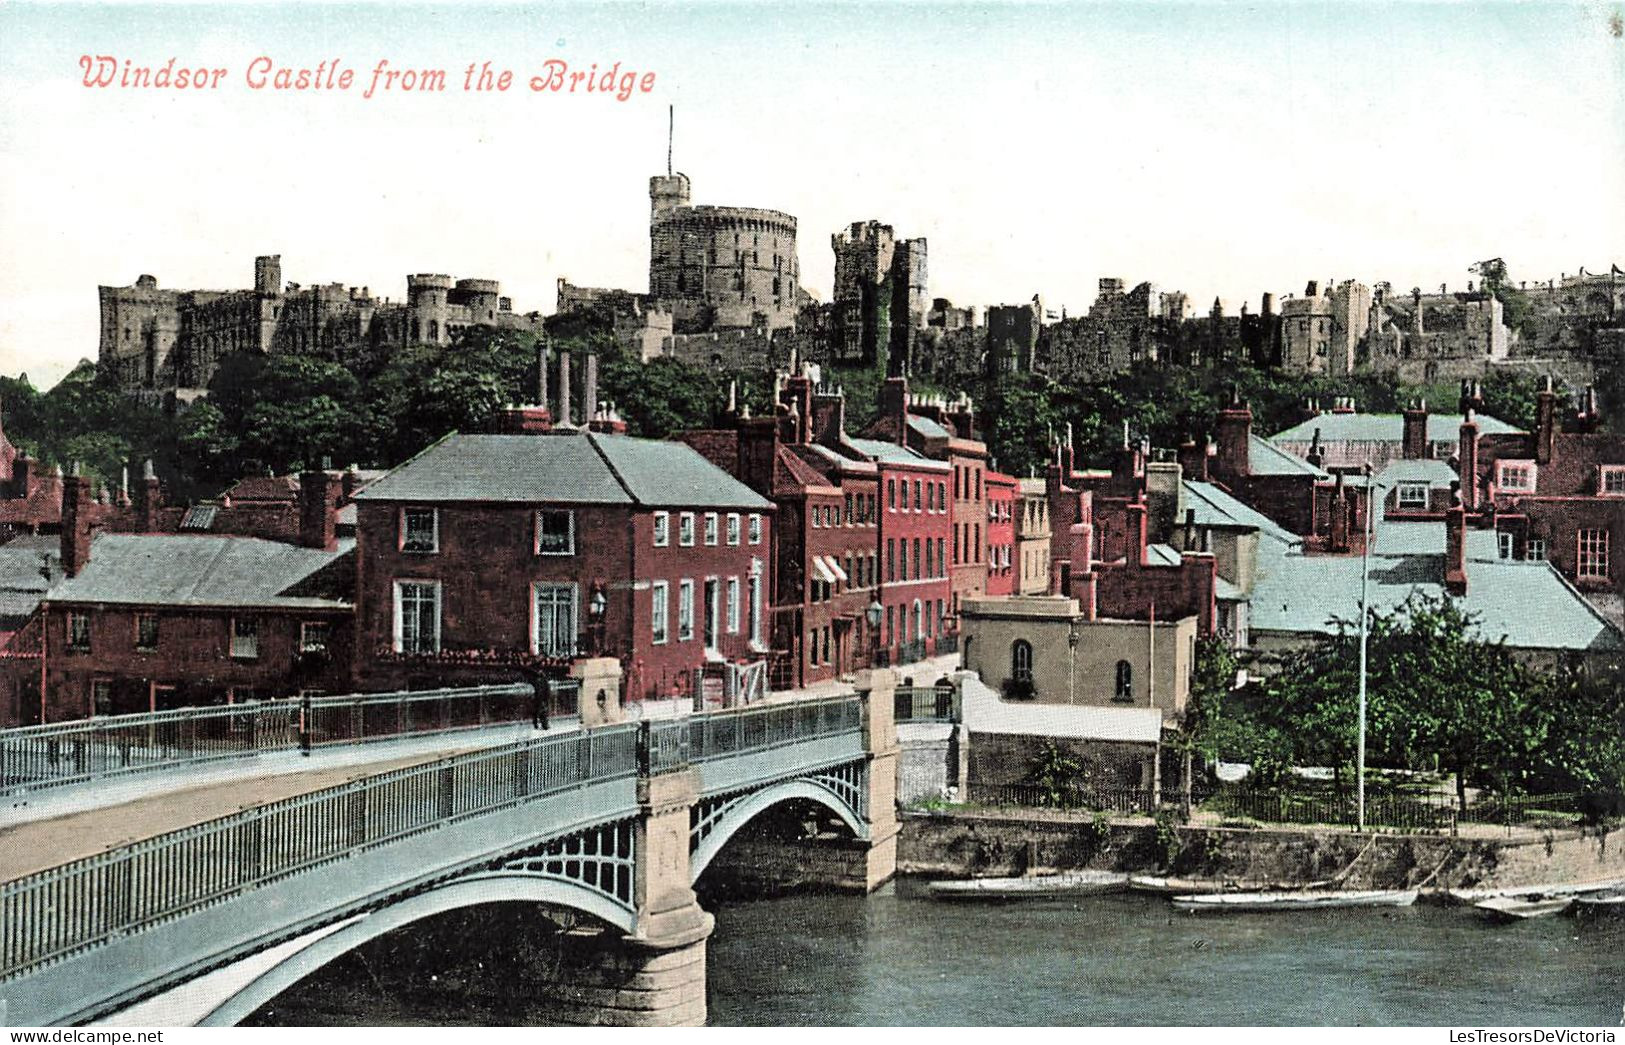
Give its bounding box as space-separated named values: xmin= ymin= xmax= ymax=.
xmin=0 ymin=727 xmax=547 ymax=881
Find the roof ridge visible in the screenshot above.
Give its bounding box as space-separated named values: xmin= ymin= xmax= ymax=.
xmin=584 ymin=429 xmax=640 ymax=504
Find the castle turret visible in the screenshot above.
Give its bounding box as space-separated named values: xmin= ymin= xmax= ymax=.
xmin=254 ymin=255 xmax=282 ymax=296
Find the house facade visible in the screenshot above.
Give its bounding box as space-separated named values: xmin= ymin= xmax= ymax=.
xmin=352 ymin=427 xmax=773 ymax=703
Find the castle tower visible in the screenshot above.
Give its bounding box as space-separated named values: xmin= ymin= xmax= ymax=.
xmin=254 ymin=255 xmax=282 ymax=296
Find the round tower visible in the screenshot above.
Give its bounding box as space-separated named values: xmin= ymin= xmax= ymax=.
xmin=407 ymin=273 xmax=454 ymax=344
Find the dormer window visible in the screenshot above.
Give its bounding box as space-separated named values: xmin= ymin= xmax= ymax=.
xmin=401 ymin=507 xmax=438 ymax=553
xmin=536 ymin=509 xmax=575 ymax=555
xmin=1396 ymin=482 xmax=1429 ymax=510
xmin=1496 ymin=460 xmax=1537 ymax=494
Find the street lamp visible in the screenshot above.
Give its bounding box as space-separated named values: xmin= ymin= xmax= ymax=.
xmin=1356 ymin=462 xmax=1379 ymax=832
xmin=589 ymin=583 xmax=608 ymax=656
xmin=866 ymin=599 xmax=883 ymax=667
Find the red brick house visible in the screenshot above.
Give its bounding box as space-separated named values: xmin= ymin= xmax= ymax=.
xmin=1463 ymin=380 xmax=1625 ymax=627
xmin=985 ymin=470 xmax=1017 ymax=596
xmin=861 ymin=377 xmax=990 ymax=628
xmin=351 ymin=426 xmax=774 ymax=703
xmin=848 ymin=435 xmax=952 ymax=667
xmin=9 ymin=470 xmax=355 ymax=725
xmin=679 ymin=373 xmax=881 ymax=689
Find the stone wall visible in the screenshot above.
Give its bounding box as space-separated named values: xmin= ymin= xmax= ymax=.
xmin=899 ymin=809 xmax=1625 ymax=890
xmin=898 ymin=722 xmax=958 ymax=804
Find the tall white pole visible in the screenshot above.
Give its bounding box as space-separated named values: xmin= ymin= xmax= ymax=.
xmin=1357 ymin=466 xmax=1374 ymax=832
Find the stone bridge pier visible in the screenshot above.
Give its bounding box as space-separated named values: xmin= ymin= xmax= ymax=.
xmin=534 ymin=669 xmax=899 ymax=1026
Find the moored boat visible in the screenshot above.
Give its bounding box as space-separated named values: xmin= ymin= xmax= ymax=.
xmin=926 ymin=870 xmax=1130 ymax=900
xmin=1128 ymin=875 xmax=1289 ymax=896
xmin=1171 ymin=889 xmax=1419 ymax=913
xmin=1472 ymin=894 xmax=1574 ymax=921
xmin=1445 ymin=878 xmax=1625 ymax=905
xmin=1573 ymin=890 xmax=1625 ymax=924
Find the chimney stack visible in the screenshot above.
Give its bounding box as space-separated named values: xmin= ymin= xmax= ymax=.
xmin=880 ymin=376 xmax=909 ymax=446
xmin=1402 ymin=399 xmax=1428 ymax=460
xmin=1535 ymin=375 xmax=1556 ymax=465
xmin=1577 ymin=384 xmax=1601 ymax=432
xmin=535 ymin=340 xmax=549 ymax=410
xmin=299 ymin=469 xmax=338 ymax=550
xmin=1459 ymin=411 xmax=1481 ymax=510
xmin=1306 ymin=427 xmax=1325 ymax=470
xmin=1177 ymin=438 xmax=1209 ymax=483
xmin=584 ymin=353 xmax=599 ymax=425
xmin=1213 ymin=390 xmax=1253 ymax=478
xmin=61 ymin=463 xmax=93 ymax=577
xmin=138 ymin=459 xmax=161 ymax=532
xmin=557 ymin=350 xmax=573 ymax=427
xmin=1329 ymin=472 xmax=1349 ymax=552
xmin=1444 ymin=495 xmax=1468 ymax=596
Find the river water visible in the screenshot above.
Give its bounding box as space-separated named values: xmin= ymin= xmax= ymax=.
xmin=249 ymin=881 xmax=1625 ymax=1026
xmin=705 ymin=883 xmax=1624 ymax=1026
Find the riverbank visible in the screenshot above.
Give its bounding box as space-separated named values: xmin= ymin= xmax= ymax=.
xmin=899 ymin=808 xmax=1625 ymax=891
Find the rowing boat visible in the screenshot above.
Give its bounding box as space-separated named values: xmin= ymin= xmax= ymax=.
xmin=1573 ymin=890 xmax=1625 ymax=924
xmin=926 ymin=870 xmax=1130 ymax=900
xmin=1472 ymin=894 xmax=1574 ymax=921
xmin=1445 ymin=878 xmax=1625 ymax=905
xmin=1171 ymin=889 xmax=1419 ymax=912
xmin=1128 ymin=875 xmax=1292 ymax=896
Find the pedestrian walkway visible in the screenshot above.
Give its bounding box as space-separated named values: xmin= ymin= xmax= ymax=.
xmin=1 ymin=720 xmax=557 ymax=831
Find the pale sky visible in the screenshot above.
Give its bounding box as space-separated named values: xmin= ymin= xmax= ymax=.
xmin=2 ymin=1 xmax=1622 ymax=388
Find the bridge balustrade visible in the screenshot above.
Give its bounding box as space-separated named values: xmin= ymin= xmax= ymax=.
xmin=0 ymin=725 xmax=640 ymax=985
xmin=0 ymin=682 xmax=574 ymax=795
xmin=893 ymin=685 xmax=960 ymax=724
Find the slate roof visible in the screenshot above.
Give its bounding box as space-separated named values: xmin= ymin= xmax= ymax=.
xmin=354 ymin=431 xmax=771 ymax=510
xmin=46 ymin=535 xmax=355 ymax=610
xmin=1248 ymin=434 xmax=1330 ymax=478
xmin=1377 ymin=459 xmax=1459 ymax=487
xmin=1182 ymin=480 xmax=1303 ymax=547
xmin=0 ymin=536 xmax=60 ymax=620
xmin=848 ymin=438 xmax=952 ymax=472
xmin=907 ymin=415 xmax=951 ymax=440
xmin=1249 ymin=523 xmax=1620 ymax=652
xmin=1270 ymin=412 xmax=1522 ymax=443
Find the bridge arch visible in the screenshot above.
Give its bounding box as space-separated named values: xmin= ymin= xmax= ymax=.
xmin=689 ymin=775 xmax=867 ymax=884
xmin=122 ymin=873 xmax=636 ymax=1027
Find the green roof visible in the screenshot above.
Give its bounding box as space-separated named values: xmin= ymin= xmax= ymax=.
xmin=1249 ymin=527 xmax=1620 ymax=652
xmin=47 ymin=535 xmax=353 ymax=611
xmin=1270 ymin=412 xmax=1522 ymax=443
xmin=1182 ymin=480 xmax=1303 ymax=547
xmin=849 ymin=437 xmax=951 ymax=472
xmin=1248 ymin=434 xmax=1329 ymax=478
xmin=355 ymin=431 xmax=771 ymax=510
xmin=1377 ymin=459 xmax=1458 ymax=486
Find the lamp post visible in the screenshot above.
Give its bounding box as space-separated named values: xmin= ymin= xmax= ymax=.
xmin=866 ymin=599 xmax=883 ymax=668
xmin=589 ymin=583 xmax=608 ymax=656
xmin=1356 ymin=463 xmax=1376 ymax=832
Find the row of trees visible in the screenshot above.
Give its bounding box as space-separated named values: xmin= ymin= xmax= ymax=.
xmin=1181 ymin=596 xmax=1625 ymax=814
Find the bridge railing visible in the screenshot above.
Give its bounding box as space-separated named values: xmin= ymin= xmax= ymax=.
xmin=0 ymin=724 xmax=639 ymax=984
xmin=893 ymin=685 xmax=960 ymax=724
xmin=644 ymin=695 xmax=862 ymax=773
xmin=0 ymin=683 xmax=572 ymax=796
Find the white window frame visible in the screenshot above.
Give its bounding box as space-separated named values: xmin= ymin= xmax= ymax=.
xmin=1577 ymin=528 xmax=1610 ymax=581
xmin=749 ymin=513 xmax=762 ymax=545
xmin=653 ymin=511 xmax=670 ymax=547
xmin=400 ymin=507 xmax=439 ymax=553
xmin=651 ymin=581 xmax=669 ymax=644
xmin=535 ymin=509 xmax=576 ymax=556
xmin=1396 ymin=482 xmax=1429 ymax=510
xmin=726 ymin=576 xmax=740 ymax=633
xmin=230 ymin=617 xmax=260 ymax=660
xmin=1526 ymin=537 xmax=1546 ymax=562
xmin=677 ymin=578 xmax=694 ymax=641
xmin=704 ymin=512 xmax=719 ymax=546
xmin=1497 ymin=532 xmax=1514 ymax=560
xmin=679 ymin=512 xmax=695 ymax=547
xmin=1495 ymin=460 xmax=1537 ymax=494
xmin=393 ymin=580 xmax=442 ymax=654
xmin=726 ymin=512 xmax=741 ymax=546
xmin=532 ymin=582 xmax=579 ymax=658
xmin=67 ymin=612 xmax=90 ymax=652
xmin=1601 ymin=466 xmax=1625 ymax=497
xmin=299 ymin=620 xmax=331 ymax=653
